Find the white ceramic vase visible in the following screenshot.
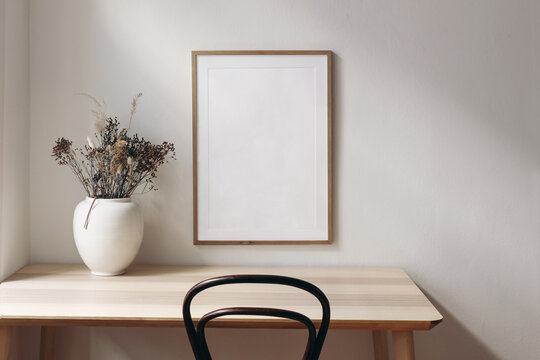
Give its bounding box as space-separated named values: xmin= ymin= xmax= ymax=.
xmin=73 ymin=197 xmax=144 ymax=276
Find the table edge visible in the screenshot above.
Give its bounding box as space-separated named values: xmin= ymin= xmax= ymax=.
xmin=0 ymin=317 xmax=442 ymax=330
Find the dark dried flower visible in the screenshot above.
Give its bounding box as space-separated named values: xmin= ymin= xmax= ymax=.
xmin=52 ymin=138 xmax=73 ymax=165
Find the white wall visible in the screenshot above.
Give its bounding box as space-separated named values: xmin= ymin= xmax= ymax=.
xmin=0 ymin=2 xmax=30 ymax=358
xmin=0 ymin=0 xmax=30 ymax=280
xmin=25 ymin=0 xmax=540 ymax=359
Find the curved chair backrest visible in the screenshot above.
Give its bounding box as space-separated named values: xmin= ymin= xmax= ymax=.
xmin=183 ymin=274 xmax=331 ymax=360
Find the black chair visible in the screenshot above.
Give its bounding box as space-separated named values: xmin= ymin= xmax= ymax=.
xmin=182 ymin=274 xmax=331 ymax=360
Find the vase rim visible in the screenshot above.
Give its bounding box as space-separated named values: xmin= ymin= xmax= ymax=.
xmin=85 ymin=196 xmax=132 ymax=202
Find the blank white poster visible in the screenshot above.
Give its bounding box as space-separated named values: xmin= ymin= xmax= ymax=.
xmin=195 ymin=53 xmax=330 ymax=242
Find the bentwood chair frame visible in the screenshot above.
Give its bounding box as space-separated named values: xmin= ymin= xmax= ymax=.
xmin=182 ymin=274 xmax=331 ymax=360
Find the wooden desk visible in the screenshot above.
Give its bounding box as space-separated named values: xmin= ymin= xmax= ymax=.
xmin=0 ymin=264 xmax=442 ymax=359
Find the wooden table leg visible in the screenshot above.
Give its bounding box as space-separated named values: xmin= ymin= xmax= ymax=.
xmin=40 ymin=326 xmax=56 ymax=360
xmin=392 ymin=331 xmax=415 ymax=360
xmin=0 ymin=326 xmax=12 ymax=360
xmin=372 ymin=330 xmax=389 ymax=360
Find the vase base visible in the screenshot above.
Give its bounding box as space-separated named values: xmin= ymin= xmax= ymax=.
xmin=91 ymin=270 xmax=126 ymax=276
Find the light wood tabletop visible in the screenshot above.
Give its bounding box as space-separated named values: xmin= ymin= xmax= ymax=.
xmin=0 ymin=264 xmax=442 ymax=360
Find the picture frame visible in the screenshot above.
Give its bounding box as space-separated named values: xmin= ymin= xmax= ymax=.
xmin=192 ymin=50 xmax=332 ymax=244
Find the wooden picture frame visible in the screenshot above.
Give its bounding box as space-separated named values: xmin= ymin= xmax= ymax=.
xmin=193 ymin=50 xmax=332 ymax=245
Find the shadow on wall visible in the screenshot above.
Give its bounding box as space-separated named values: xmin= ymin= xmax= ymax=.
xmin=16 ymin=326 xmax=373 ymax=360
xmin=416 ymin=293 xmax=500 ymax=360
xmin=9 ymin=320 xmax=498 ymax=360
xmin=329 ymin=53 xmax=343 ymax=249
xmin=8 ymin=327 xmax=40 ymax=360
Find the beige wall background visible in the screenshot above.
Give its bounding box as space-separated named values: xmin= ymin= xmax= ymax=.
xmin=1 ymin=0 xmax=539 ymax=359
xmin=0 ymin=0 xmax=30 ymax=282
xmin=0 ymin=1 xmax=30 ymax=357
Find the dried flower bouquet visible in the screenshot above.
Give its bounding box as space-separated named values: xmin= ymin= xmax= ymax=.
xmin=52 ymin=93 xmax=175 ymax=199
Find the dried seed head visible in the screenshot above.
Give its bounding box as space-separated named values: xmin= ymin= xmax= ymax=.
xmin=87 ymin=136 xmax=96 ymax=149
xmin=114 ymin=140 xmax=127 ymax=149
xmin=94 ymin=120 xmax=106 ymax=133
